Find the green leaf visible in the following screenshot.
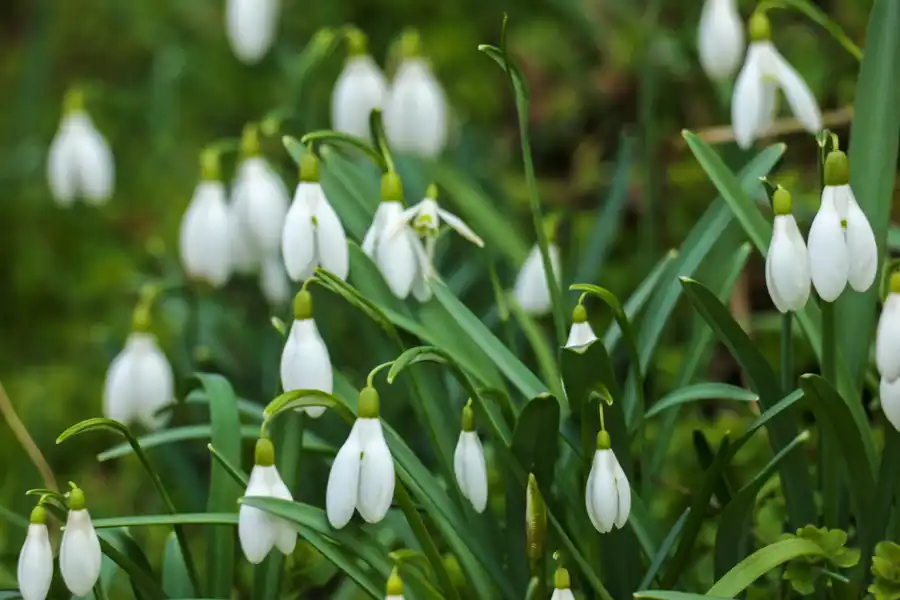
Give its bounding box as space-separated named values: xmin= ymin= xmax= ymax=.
xmin=635 ymin=592 xmax=734 ymax=600
xmin=870 ymin=429 xmax=900 ymax=574
xmin=162 ymin=532 xmax=195 ymax=598
xmin=93 ymin=513 xmax=239 ymax=528
xmin=97 ymin=530 xmax=167 ymax=600
xmin=840 ymin=0 xmax=900 ymax=385
xmin=638 ymin=383 xmax=758 ymax=428
xmin=508 ymin=299 xmax=565 ymax=407
xmin=263 ymin=388 xmax=355 ymax=423
xmin=511 ymin=394 xmax=561 ymax=490
xmin=707 ymin=538 xmax=827 ymax=597
xmin=638 ymin=508 xmax=691 ymax=590
xmin=96 ymin=424 xmax=261 ymax=461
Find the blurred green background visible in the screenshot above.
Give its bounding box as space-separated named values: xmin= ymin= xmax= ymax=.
xmin=0 ymin=0 xmax=886 ymax=595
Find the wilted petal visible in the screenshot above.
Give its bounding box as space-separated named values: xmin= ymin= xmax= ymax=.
xmin=326 ymin=421 xmax=363 ymax=528
xmin=331 ymin=55 xmax=388 ymax=141
xmin=282 ymin=183 xmax=317 ymax=281
xmin=807 ymin=188 xmax=849 ymax=302
xmin=357 ymin=419 xmax=395 ymax=523
xmin=59 ymin=509 xmax=102 ymax=596
xmin=17 ymin=524 xmax=53 ymax=600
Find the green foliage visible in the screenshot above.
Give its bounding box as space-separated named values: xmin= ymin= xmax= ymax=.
xmin=870 ymin=542 xmax=900 ymax=600
xmin=780 ymin=526 xmax=860 ymax=595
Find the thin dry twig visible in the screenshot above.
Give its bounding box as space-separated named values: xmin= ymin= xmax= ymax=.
xmin=681 ymin=105 xmax=854 ymax=146
xmin=0 ymin=378 xmax=58 ymax=493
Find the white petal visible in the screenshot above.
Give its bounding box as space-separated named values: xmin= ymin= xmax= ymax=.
xmin=47 ymin=118 xmax=79 ymax=206
xmin=766 ymin=215 xmax=810 ymax=312
xmin=453 ymin=433 xmax=469 ymax=502
xmin=357 ymin=419 xmax=395 ymax=523
xmin=409 ymin=233 xmax=434 ymax=303
xmin=259 ymin=255 xmax=291 ymax=305
xmin=877 ymin=295 xmax=900 ymax=381
xmin=179 ymin=181 xmax=232 ymax=287
xmin=513 ymin=244 xmax=561 ymax=316
xmin=228 ymin=187 xmax=260 ymax=274
xmin=17 ymin=524 xmax=53 ymax=600
xmin=103 ymin=346 xmax=137 ymax=426
xmin=732 ymin=45 xmax=768 ymax=149
xmin=384 ymin=59 xmax=449 ymax=157
xmin=376 ymin=203 xmax=417 ymax=299
xmin=460 ymin=432 xmax=488 ymax=513
xmin=279 ymin=319 xmax=333 ymax=418
xmin=584 ymin=454 xmax=604 ymax=533
xmin=807 ymin=188 xmax=849 ymax=302
xmin=842 ymin=189 xmax=877 ymax=292
xmin=612 ymin=457 xmax=631 ymax=528
xmin=768 ymin=45 xmax=822 ymax=135
xmin=60 ymin=509 xmax=102 ymax=596
xmin=326 ymin=421 xmax=363 ymax=528
xmin=282 ymin=183 xmax=317 ymax=281
xmin=385 ymin=204 xmax=421 ymax=239
xmin=588 ymin=450 xmax=618 ymax=533
xmin=437 ymin=207 xmax=484 ymax=247
xmin=267 ymin=468 xmax=298 ymax=554
xmin=240 ymin=158 xmax=289 ymax=256
xmin=331 ymin=56 xmax=388 ymax=141
xmin=698 ymin=0 xmax=745 ymax=80
xmin=74 ymin=118 xmax=115 ymax=205
xmin=882 ymin=377 xmax=900 ymax=432
xmin=313 ymin=189 xmax=350 ymax=280
xmin=239 ymin=466 xmax=278 ymax=564
xmin=551 ymin=590 xmax=576 ymax=600
xmin=128 ymin=333 xmax=174 ymax=431
xmin=362 ymin=203 xmax=389 ymax=257
xmin=225 ymin=0 xmax=280 ymax=64
xmin=565 ymin=321 xmax=598 ymax=348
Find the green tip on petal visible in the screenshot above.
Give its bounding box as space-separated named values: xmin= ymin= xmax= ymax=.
xmin=299 ymin=152 xmax=320 ymax=182
xmin=29 ymin=504 xmax=47 ymax=525
xmin=554 ymin=567 xmax=571 ymax=590
xmin=824 ymin=150 xmax=850 ymax=187
xmin=346 ymin=28 xmax=368 ymax=56
xmin=241 ymin=123 xmax=261 ymax=157
xmin=386 ymin=568 xmax=404 ymax=595
xmin=200 ymin=148 xmax=221 ymax=181
xmin=572 ymin=304 xmax=587 ymax=324
xmin=596 ymin=430 xmax=611 ymax=450
xmin=68 ymin=486 xmax=86 ymax=511
xmin=890 ymin=272 xmax=900 ymax=295
xmin=358 ymin=386 xmax=380 ymax=418
xmin=748 ymin=11 xmax=771 ymax=41
xmin=461 ymin=400 xmax=475 ymax=432
xmin=293 ymin=290 xmax=313 ymax=320
xmin=772 ymin=187 xmax=793 ymax=216
xmin=381 ymin=171 xmax=404 ymax=202
xmin=255 ymin=437 xmax=276 ymax=466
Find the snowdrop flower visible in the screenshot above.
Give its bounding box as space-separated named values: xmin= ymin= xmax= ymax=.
xmin=282 ymin=152 xmax=349 ymax=281
xmin=731 ymin=12 xmax=822 ymax=149
xmin=585 ymin=431 xmax=631 ymax=533
xmin=566 ymin=304 xmax=598 ymax=348
xmin=179 ymin=151 xmax=232 ymax=287
xmin=280 ymin=290 xmax=332 ymax=418
xmin=60 ymin=486 xmax=102 ymax=597
xmin=47 ymin=89 xmax=114 ymax=206
xmin=225 ymin=0 xmax=280 ymax=64
xmin=239 ymin=438 xmax=297 ymax=563
xmin=454 ymin=402 xmax=488 ymax=513
xmin=384 ymin=31 xmax=449 ymax=158
xmin=103 ymin=331 xmax=174 ymax=430
xmin=363 ymin=172 xmax=424 ymax=299
xmin=550 ymin=567 xmax=575 ymax=600
xmin=882 ymin=377 xmax=900 ymax=432
xmin=331 ymin=30 xmax=388 ymax=141
xmin=326 ymin=386 xmax=395 ymax=528
xmin=385 ymin=568 xmax=404 ymax=600
xmin=698 ymin=0 xmax=744 ymax=80
xmin=259 ymin=255 xmax=290 ymax=305
xmin=765 ymin=187 xmax=810 ymax=312
xmin=17 ymin=505 xmax=53 ymax=600
xmin=514 ymin=243 xmax=562 ymax=316
xmin=876 ymin=274 xmax=900 ymax=381
xmin=229 ymin=197 xmax=260 ymax=275
xmin=807 ymin=150 xmax=877 ymax=302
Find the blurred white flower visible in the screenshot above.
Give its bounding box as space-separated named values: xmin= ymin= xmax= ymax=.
xmin=228 ymin=193 xmax=261 ymax=275
xmin=179 ymin=157 xmax=232 ymax=287
xmin=882 ymin=377 xmax=900 ymax=432
xmin=17 ymin=507 xmax=52 ymax=600
xmin=585 ymin=433 xmax=630 ymax=534
xmin=103 ymin=332 xmax=174 ymax=430
xmin=60 ymin=490 xmax=101 ymax=597
xmin=331 ymin=32 xmax=387 ymax=141
xmin=453 ymin=403 xmax=488 ymax=513
xmin=225 ymin=0 xmax=280 ymax=64
xmin=807 ymin=151 xmax=876 ymax=302
xmin=280 ymin=291 xmax=332 ymax=418
xmin=731 ymin=13 xmax=821 ymax=149
xmin=239 ymin=439 xmax=296 ymax=564
xmin=48 ymin=91 xmax=114 ymax=206
xmin=550 ymin=567 xmax=575 ymax=600
xmin=259 ymin=255 xmax=290 ymax=305
xmin=513 ymin=244 xmax=562 ymax=316
xmin=765 ymin=188 xmax=810 ymax=313
xmin=565 ymin=305 xmax=597 ymax=348
xmin=698 ymin=0 xmax=744 ymax=80
xmin=232 ymin=156 xmax=290 ymax=258
xmin=877 ymin=275 xmax=900 ymax=381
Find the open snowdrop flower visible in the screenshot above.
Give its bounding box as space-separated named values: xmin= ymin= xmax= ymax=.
xmin=280 ymin=290 xmax=333 ymax=418
xmin=282 ymin=152 xmax=349 ymax=281
xmin=179 ymin=150 xmax=233 ymax=287
xmin=103 ymin=330 xmax=174 ymax=430
xmin=385 ymin=568 xmax=404 ymax=600
xmin=585 ymin=430 xmax=631 ymax=533
xmin=239 ymin=438 xmax=297 ymax=563
xmin=807 ymin=150 xmax=877 ymax=302
xmin=731 ymin=12 xmax=822 ymax=149
xmin=566 ymin=304 xmax=598 ymax=348
xmin=514 ymin=243 xmax=562 ymax=316
xmin=454 ymin=401 xmax=488 ymax=513
xmin=698 ymin=0 xmax=744 ymax=80
xmin=331 ymin=30 xmax=388 ymax=141
xmin=765 ymin=187 xmax=810 ymax=313
xmin=60 ymin=486 xmax=102 ymax=597
xmin=363 ymin=172 xmax=423 ymax=299
xmin=550 ymin=567 xmax=576 ymax=600
xmin=326 ymin=386 xmax=395 ymax=528
xmin=876 ymin=273 xmax=900 ymax=381
xmin=47 ymin=88 xmax=114 ymax=206
xmin=225 ymin=0 xmax=280 ymax=64
xmin=17 ymin=505 xmax=53 ymax=600
xmin=882 ymin=377 xmax=900 ymax=432
xmin=384 ymin=31 xmax=449 ymax=158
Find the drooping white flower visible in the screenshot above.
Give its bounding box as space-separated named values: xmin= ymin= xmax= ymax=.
xmin=585 ymin=432 xmax=631 ymax=534
xmin=698 ymin=0 xmax=744 ymax=80
xmin=280 ymin=291 xmax=332 ymax=418
xmin=566 ymin=304 xmax=598 ymax=348
xmin=807 ymin=151 xmax=877 ymax=302
xmin=17 ymin=506 xmax=53 ymax=600
xmin=232 ymin=156 xmax=289 ymax=259
xmin=881 ymin=377 xmax=900 ymax=432
xmin=229 ymin=193 xmax=260 ymax=275
xmin=731 ymin=12 xmax=822 ymax=149
xmin=326 ymin=387 xmax=395 ymax=528
xmin=514 ymin=243 xmax=562 ymax=316
xmin=282 ymin=153 xmax=349 ymax=282
xmin=47 ymin=90 xmax=114 ymax=206
xmin=103 ymin=331 xmax=174 ymax=430
xmin=259 ymin=255 xmax=290 ymax=305
xmin=550 ymin=567 xmax=576 ymax=600
xmin=876 ymin=275 xmax=900 ymax=381
xmin=331 ymin=32 xmax=388 ymax=141
xmin=453 ymin=403 xmax=488 ymax=513
xmin=384 ymin=32 xmax=448 ymax=158
xmin=765 ymin=188 xmax=810 ymax=313
xmin=60 ymin=488 xmax=102 ymax=597
xmin=225 ymin=0 xmax=280 ymax=64
xmin=179 ymin=153 xmax=233 ymax=287
xmin=239 ymin=438 xmax=297 ymax=564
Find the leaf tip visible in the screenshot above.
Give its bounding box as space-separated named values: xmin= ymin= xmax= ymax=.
xmin=681 ymin=129 xmax=693 ymax=139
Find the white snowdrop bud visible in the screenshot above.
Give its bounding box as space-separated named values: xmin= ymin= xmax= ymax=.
xmin=280 ymin=291 xmax=333 ymax=418
xmin=453 ymin=402 xmax=488 ymax=513
xmin=876 ymin=274 xmax=900 ymax=381
xmin=331 ymin=31 xmax=388 ymax=141
xmin=566 ymin=304 xmax=598 ymax=348
xmin=60 ymin=487 xmax=102 ymax=597
xmin=17 ymin=505 xmax=53 ymax=600
xmin=225 ymin=0 xmax=280 ymax=64
xmin=698 ymin=0 xmax=745 ymax=80
xmin=47 ymin=89 xmax=114 ymax=206
xmin=239 ymin=438 xmax=297 ymax=563
xmin=585 ymin=431 xmax=631 ymax=533
xmin=326 ymin=387 xmax=395 ymax=528
xmin=807 ymin=151 xmax=877 ymax=301
xmin=731 ymin=12 xmax=822 ymax=149
xmin=103 ymin=331 xmax=174 ymax=431
xmin=881 ymin=377 xmax=900 ymax=433
xmin=550 ymin=567 xmax=576 ymax=600
xmin=514 ymin=243 xmax=562 ymax=316
xmin=765 ymin=187 xmax=811 ymax=313
xmin=179 ymin=151 xmax=233 ymax=287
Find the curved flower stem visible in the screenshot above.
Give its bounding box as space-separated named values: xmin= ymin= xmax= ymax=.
xmin=366 ymin=361 xmax=395 ymax=388
xmin=300 ymin=130 xmax=387 ymax=171
xmin=0 ymin=379 xmax=57 ymax=493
